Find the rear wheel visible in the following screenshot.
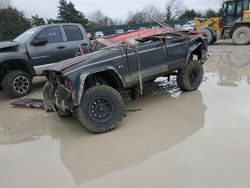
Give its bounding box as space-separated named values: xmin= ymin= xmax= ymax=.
xmin=2 ymin=70 xmax=32 ymax=98
xmin=177 ymin=60 xmax=204 ymax=91
xmin=232 ymin=26 xmax=250 ymax=45
xmin=199 ymin=28 xmax=215 ymax=45
xmin=78 ymin=85 xmax=125 ymax=134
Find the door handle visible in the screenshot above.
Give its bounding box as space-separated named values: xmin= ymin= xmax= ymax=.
xmin=57 ymin=45 xmax=65 ymax=49
xmin=81 ymin=43 xmax=88 ymax=46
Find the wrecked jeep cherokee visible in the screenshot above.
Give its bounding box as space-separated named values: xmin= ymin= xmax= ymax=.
xmin=43 ymin=28 xmax=208 ymax=134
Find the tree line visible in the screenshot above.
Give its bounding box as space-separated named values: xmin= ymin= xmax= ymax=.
xmin=0 ymin=0 xmax=223 ymax=41
xmin=0 ymin=0 xmax=90 ymax=41
xmin=127 ymin=0 xmax=224 ymax=24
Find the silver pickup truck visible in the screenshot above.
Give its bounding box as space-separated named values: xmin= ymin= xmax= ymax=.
xmin=0 ymin=23 xmax=90 ymax=98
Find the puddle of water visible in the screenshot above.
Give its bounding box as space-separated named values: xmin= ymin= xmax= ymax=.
xmin=0 ymin=49 xmax=250 ymax=188
xmin=205 ymin=53 xmax=250 ymax=87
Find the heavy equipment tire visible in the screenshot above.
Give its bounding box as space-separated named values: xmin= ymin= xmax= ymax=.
xmin=2 ymin=70 xmax=32 ymax=98
xmin=78 ymin=85 xmax=125 ymax=134
xmin=232 ymin=26 xmax=250 ymax=45
xmin=199 ymin=28 xmax=214 ymax=44
xmin=177 ymin=60 xmax=204 ymax=92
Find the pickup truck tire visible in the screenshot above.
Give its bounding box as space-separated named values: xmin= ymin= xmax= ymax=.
xmin=78 ymin=85 xmax=125 ymax=134
xmin=177 ymin=60 xmax=204 ymax=91
xmin=2 ymin=70 xmax=32 ymax=98
xmin=232 ymin=26 xmax=250 ymax=45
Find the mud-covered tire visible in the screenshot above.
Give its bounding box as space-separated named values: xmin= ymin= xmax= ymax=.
xmin=232 ymin=26 xmax=250 ymax=45
xmin=177 ymin=60 xmax=204 ymax=91
xmin=199 ymin=28 xmax=214 ymax=44
xmin=78 ymin=85 xmax=125 ymax=134
xmin=2 ymin=70 xmax=32 ymax=98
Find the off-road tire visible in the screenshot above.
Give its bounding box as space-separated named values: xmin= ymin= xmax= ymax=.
xmin=177 ymin=60 xmax=204 ymax=91
xmin=78 ymin=85 xmax=125 ymax=134
xmin=199 ymin=28 xmax=214 ymax=45
xmin=232 ymin=26 xmax=250 ymax=45
xmin=2 ymin=70 xmax=32 ymax=98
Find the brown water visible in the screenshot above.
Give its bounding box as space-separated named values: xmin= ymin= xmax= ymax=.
xmin=1 ymin=42 xmax=250 ymax=188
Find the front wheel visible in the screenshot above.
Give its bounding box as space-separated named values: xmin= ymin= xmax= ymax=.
xmin=2 ymin=70 xmax=32 ymax=98
xmin=232 ymin=26 xmax=250 ymax=45
xmin=177 ymin=60 xmax=204 ymax=91
xmin=78 ymin=86 xmax=125 ymax=134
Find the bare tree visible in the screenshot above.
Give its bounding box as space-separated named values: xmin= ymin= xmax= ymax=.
xmin=141 ymin=4 xmax=165 ymax=21
xmin=113 ymin=18 xmax=123 ymax=25
xmin=127 ymin=10 xmax=147 ymax=24
xmin=88 ymin=10 xmax=103 ymax=23
xmin=127 ymin=2 xmax=183 ymax=24
xmin=165 ymin=0 xmax=183 ymax=20
xmin=0 ymin=0 xmax=12 ymax=8
xmin=88 ymin=10 xmax=114 ymax=27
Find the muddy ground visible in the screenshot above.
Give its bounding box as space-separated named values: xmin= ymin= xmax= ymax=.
xmin=1 ymin=40 xmax=250 ymax=188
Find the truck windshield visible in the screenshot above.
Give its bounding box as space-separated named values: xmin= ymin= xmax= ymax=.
xmin=226 ymin=2 xmax=236 ymax=15
xmin=13 ymin=27 xmax=39 ymax=43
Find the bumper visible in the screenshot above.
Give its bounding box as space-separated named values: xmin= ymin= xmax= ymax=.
xmin=43 ymin=82 xmax=57 ymax=112
xmin=43 ymin=82 xmax=72 ymax=113
xmin=201 ymin=50 xmax=209 ymax=64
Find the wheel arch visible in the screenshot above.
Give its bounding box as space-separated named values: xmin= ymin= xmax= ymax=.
xmin=186 ymin=40 xmax=207 ymax=65
xmin=75 ymin=67 xmax=125 ymax=106
xmin=0 ymin=59 xmax=35 ymax=82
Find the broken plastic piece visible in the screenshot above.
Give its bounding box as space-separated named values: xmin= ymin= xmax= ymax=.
xmin=11 ymin=98 xmax=45 ymax=110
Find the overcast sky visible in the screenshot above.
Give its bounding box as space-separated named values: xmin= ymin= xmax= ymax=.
xmin=12 ymin=0 xmax=221 ymax=20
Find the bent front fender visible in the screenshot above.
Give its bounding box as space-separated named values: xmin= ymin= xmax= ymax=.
xmin=186 ymin=42 xmax=208 ymax=65
xmin=43 ymin=81 xmax=57 ymax=112
xmin=74 ymin=67 xmax=125 ymax=106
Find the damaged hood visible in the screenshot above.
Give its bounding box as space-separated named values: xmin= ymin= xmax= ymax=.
xmin=45 ymin=48 xmax=117 ymax=73
xmin=0 ymin=41 xmax=20 ymax=50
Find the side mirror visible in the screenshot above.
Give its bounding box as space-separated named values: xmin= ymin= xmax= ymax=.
xmin=31 ymin=37 xmax=48 ymax=46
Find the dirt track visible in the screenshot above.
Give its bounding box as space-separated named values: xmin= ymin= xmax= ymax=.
xmin=1 ymin=40 xmax=250 ymax=188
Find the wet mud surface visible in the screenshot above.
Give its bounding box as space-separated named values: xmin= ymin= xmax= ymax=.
xmin=1 ymin=41 xmax=250 ymax=188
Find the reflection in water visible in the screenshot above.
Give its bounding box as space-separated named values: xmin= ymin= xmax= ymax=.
xmin=0 ymin=80 xmax=206 ymax=185
xmin=58 ymin=82 xmax=207 ymax=185
xmin=8 ymin=51 xmax=250 ymax=184
xmin=206 ymin=53 xmax=250 ymax=87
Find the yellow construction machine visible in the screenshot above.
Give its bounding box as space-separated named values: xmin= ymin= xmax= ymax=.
xmin=195 ymin=0 xmax=250 ymax=45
